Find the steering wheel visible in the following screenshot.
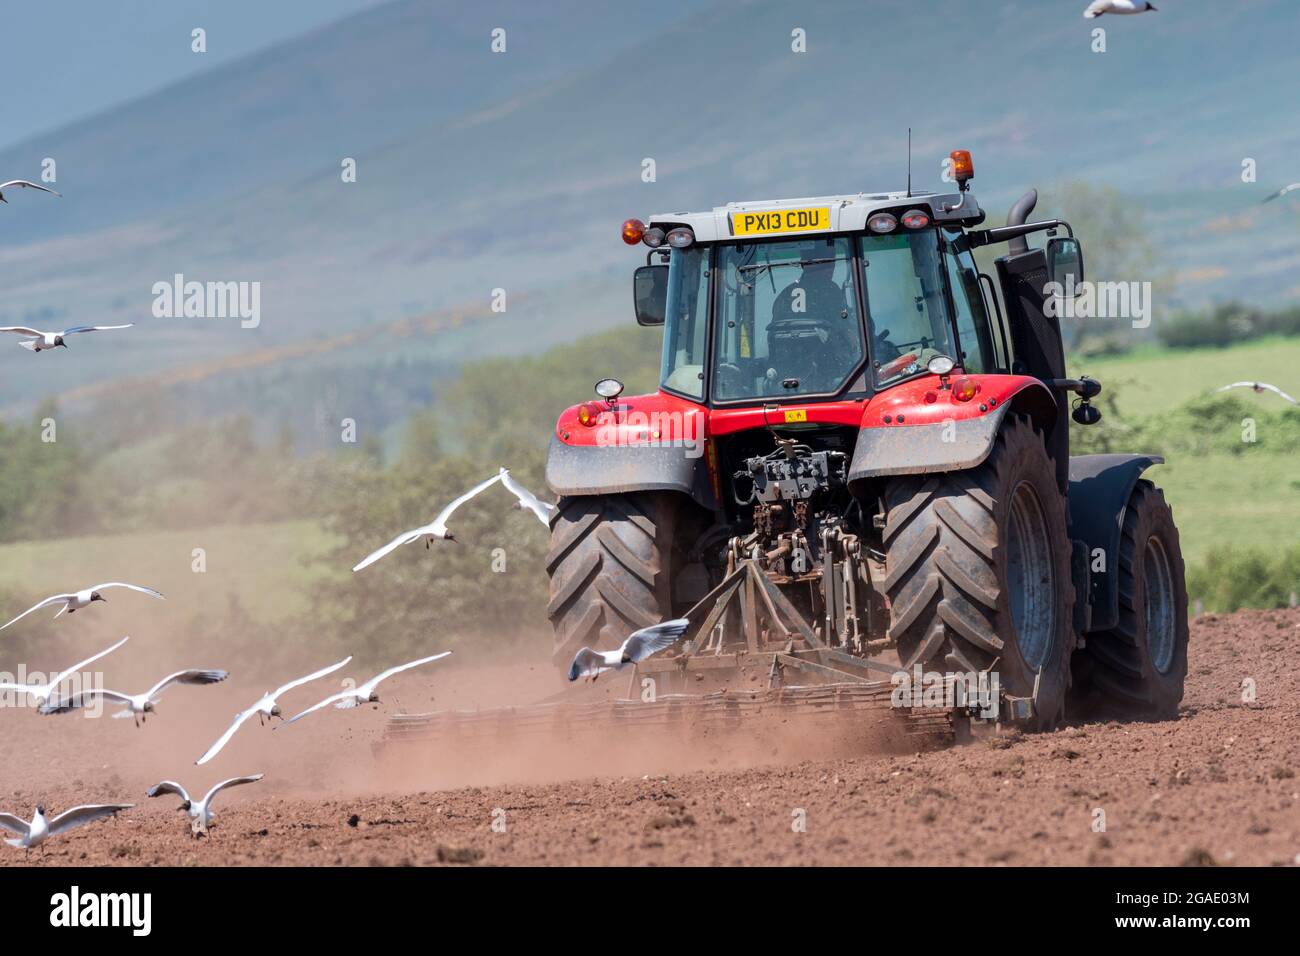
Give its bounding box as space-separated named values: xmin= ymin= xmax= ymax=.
xmin=877 ymin=352 xmax=919 ymax=379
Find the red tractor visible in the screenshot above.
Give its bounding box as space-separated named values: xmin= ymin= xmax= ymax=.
xmin=544 ymin=151 xmax=1188 ymax=729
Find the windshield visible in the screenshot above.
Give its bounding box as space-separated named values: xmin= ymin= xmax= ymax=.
xmin=861 ymin=232 xmax=958 ymax=386
xmin=712 ymin=236 xmax=863 ymax=402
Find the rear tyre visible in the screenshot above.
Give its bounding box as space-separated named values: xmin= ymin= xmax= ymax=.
xmin=1077 ymin=481 xmax=1188 ymax=718
xmin=546 ymin=492 xmax=675 ymax=674
xmin=882 ymin=413 xmax=1075 ymax=730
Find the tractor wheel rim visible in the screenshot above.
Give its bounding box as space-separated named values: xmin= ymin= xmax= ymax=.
xmin=1006 ymin=480 xmax=1055 ymax=672
xmin=1143 ymin=535 xmax=1177 ymax=674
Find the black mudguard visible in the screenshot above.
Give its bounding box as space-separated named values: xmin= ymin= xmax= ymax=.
xmin=544 ymin=435 xmax=717 ymax=509
xmin=1067 ymin=453 xmax=1165 ymax=632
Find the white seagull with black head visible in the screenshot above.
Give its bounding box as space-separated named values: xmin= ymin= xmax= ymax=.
xmin=499 ymin=468 xmax=556 ymax=526
xmin=0 ymin=636 xmax=129 ymax=707
xmin=1217 ymin=381 xmax=1298 ymax=405
xmin=279 ymin=651 xmax=451 ymax=725
xmin=0 ymin=179 xmax=60 ymax=204
xmin=0 ymin=803 xmax=131 ymax=851
xmin=1083 ymin=0 xmax=1157 ymax=16
xmin=1263 ymin=183 xmax=1300 ymax=204
xmin=196 ymin=656 xmax=351 ymax=765
xmin=0 ymin=581 xmax=162 ymax=630
xmin=0 ymin=323 xmax=133 ymax=352
xmin=568 ymin=619 xmax=691 ymax=682
xmin=147 ymin=774 xmax=263 ymax=837
xmin=40 ymin=668 xmax=229 ymax=726
xmin=352 ymin=472 xmax=502 ymax=571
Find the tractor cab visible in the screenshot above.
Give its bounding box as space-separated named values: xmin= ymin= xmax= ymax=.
xmin=627 ymin=168 xmax=1009 ymax=409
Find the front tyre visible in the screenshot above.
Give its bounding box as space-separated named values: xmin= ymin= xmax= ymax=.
xmin=882 ymin=413 xmax=1075 ymax=730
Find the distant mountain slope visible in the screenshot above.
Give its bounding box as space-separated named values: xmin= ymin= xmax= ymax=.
xmin=2 ymin=0 xmax=1298 ymax=415
xmin=0 ymin=0 xmax=700 ymax=245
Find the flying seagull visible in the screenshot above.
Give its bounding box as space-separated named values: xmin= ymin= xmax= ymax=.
xmin=146 ymin=774 xmax=263 ymax=837
xmin=0 ymin=636 xmax=129 ymax=707
xmin=567 ymin=618 xmax=691 ymax=682
xmin=1217 ymin=381 xmax=1298 ymax=405
xmin=1083 ymin=0 xmax=1156 ymax=16
xmin=499 ymin=468 xmax=556 ymax=527
xmin=279 ymin=651 xmax=452 ymax=726
xmin=351 ymin=472 xmax=503 ymax=571
xmin=0 ymin=323 xmax=133 ymax=352
xmin=0 ymin=581 xmax=163 ymax=631
xmin=0 ymin=179 xmax=61 ymax=204
xmin=40 ymin=668 xmax=229 ymax=726
xmin=1263 ymin=183 xmax=1300 ymax=204
xmin=0 ymin=803 xmax=131 ymax=851
xmin=195 ymin=656 xmax=352 ymax=765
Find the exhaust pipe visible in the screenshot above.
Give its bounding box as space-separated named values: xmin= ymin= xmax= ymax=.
xmin=1005 ymin=189 xmax=1038 ymax=255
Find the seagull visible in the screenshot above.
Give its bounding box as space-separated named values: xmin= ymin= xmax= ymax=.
xmin=279 ymin=652 xmax=452 ymax=726
xmin=146 ymin=774 xmax=263 ymax=837
xmin=1263 ymin=183 xmax=1300 ymax=204
xmin=0 ymin=803 xmax=131 ymax=852
xmin=1217 ymin=381 xmax=1298 ymax=405
xmin=499 ymin=468 xmax=556 ymax=527
xmin=195 ymin=656 xmax=352 ymax=765
xmin=351 ymin=472 xmax=503 ymax=571
xmin=0 ymin=179 xmax=61 ymax=204
xmin=1083 ymin=0 xmax=1156 ymax=16
xmin=39 ymin=668 xmax=229 ymax=726
xmin=0 ymin=323 xmax=133 ymax=352
xmin=567 ymin=618 xmax=691 ymax=682
xmin=0 ymin=581 xmax=163 ymax=630
xmin=0 ymin=636 xmax=129 ymax=707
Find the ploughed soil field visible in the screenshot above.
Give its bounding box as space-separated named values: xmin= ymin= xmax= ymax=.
xmin=1 ymin=608 xmax=1296 ymax=866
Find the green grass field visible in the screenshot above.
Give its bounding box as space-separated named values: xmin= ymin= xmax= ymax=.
xmin=0 ymin=520 xmax=338 ymax=630
xmin=1071 ymin=335 xmax=1300 ymax=414
xmin=1070 ymin=337 xmax=1300 ymax=569
xmin=1139 ymin=453 xmax=1298 ymax=568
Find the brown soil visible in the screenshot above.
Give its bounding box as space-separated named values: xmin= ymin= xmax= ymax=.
xmin=2 ymin=608 xmax=1297 ymax=866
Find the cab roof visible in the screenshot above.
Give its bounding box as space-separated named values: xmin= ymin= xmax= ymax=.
xmin=648 ymin=189 xmax=983 ymax=244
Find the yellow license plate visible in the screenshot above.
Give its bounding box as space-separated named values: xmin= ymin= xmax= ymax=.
xmin=783 ymin=409 xmax=808 ymax=423
xmin=732 ymin=207 xmax=830 ymax=236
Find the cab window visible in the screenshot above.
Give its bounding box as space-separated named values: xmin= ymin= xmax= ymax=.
xmin=860 ymin=232 xmax=957 ymax=386
xmin=942 ymin=232 xmax=997 ymax=374
xmin=658 ymin=246 xmax=710 ymax=399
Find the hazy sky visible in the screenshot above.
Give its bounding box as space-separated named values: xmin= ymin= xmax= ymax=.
xmin=1 ymin=0 xmax=388 ymax=150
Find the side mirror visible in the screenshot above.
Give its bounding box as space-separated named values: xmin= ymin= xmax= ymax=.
xmin=1045 ymin=236 xmax=1084 ymax=295
xmin=633 ymin=264 xmax=668 ymax=327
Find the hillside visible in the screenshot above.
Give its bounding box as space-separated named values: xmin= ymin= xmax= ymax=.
xmin=3 ymin=0 xmax=1300 ymax=418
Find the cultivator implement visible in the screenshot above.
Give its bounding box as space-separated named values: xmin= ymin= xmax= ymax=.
xmin=382 ymin=558 xmax=1025 ymax=755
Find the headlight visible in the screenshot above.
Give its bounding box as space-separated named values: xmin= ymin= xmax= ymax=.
xmin=665 ymin=227 xmax=694 ymax=248
xmin=594 ymin=378 xmax=624 ymax=400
